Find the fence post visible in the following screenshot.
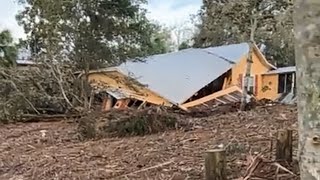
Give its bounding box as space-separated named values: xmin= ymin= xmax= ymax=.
xmin=205 ymin=149 xmax=226 ymax=180
xmin=276 ymin=129 xmax=293 ymax=162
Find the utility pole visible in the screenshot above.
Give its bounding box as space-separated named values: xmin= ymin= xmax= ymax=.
xmin=294 ymin=0 xmax=320 ymax=179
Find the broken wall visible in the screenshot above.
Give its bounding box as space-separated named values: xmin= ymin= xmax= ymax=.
xmin=88 ymin=71 xmax=172 ymax=106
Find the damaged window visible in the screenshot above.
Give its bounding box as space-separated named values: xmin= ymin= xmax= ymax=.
xmin=278 ymin=73 xmax=294 ymax=94
xmin=243 ymin=76 xmax=255 ymax=94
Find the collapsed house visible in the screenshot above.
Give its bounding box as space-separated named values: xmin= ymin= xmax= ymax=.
xmin=16 ymin=60 xmax=37 ymax=70
xmin=86 ymin=43 xmax=296 ymax=111
xmin=16 ymin=48 xmax=38 ymax=71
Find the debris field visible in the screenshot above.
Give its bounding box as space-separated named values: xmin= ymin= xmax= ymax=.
xmin=0 ymin=104 xmax=299 ymax=180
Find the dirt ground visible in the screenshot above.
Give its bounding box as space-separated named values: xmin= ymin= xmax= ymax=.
xmin=0 ymin=104 xmax=299 ymax=180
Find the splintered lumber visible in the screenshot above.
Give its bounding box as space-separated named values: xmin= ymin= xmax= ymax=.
xmin=117 ymin=160 xmax=174 ymax=178
xmin=243 ymin=154 xmax=263 ymax=180
xmin=276 ymin=129 xmax=293 ymax=162
xmin=182 ymin=86 xmax=242 ymax=108
xmin=205 ymin=149 xmax=226 ymax=180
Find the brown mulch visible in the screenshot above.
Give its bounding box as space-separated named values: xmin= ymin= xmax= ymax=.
xmin=0 ymin=104 xmax=299 ymax=180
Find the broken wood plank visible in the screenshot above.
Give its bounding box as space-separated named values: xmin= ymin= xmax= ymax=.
xmin=182 ymin=86 xmax=242 ymax=108
xmin=223 ymin=95 xmax=237 ymax=103
xmin=226 ymin=94 xmax=240 ymax=101
xmin=215 ymin=98 xmax=227 ymax=104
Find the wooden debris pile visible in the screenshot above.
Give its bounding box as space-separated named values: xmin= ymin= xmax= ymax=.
xmin=234 ymin=153 xmax=299 ymax=180
xmin=0 ymin=104 xmax=299 ymax=179
xmin=77 ymin=107 xmax=190 ymax=139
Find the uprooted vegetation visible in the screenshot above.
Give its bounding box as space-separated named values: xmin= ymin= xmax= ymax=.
xmin=76 ymin=103 xmax=250 ymax=140
xmin=77 ymin=107 xmax=189 ymax=139
xmin=0 ymin=62 xmax=89 ymax=123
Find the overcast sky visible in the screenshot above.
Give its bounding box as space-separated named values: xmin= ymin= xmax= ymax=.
xmin=0 ymin=0 xmax=202 ymax=40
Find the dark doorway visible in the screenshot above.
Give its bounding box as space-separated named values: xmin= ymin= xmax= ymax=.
xmin=278 ymin=73 xmax=294 ymax=94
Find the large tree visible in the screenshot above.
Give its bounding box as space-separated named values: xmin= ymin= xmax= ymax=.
xmin=0 ymin=30 xmax=18 ymax=67
xmin=194 ymin=0 xmax=294 ymax=66
xmin=146 ymin=24 xmax=173 ymax=55
xmin=16 ymin=0 xmax=167 ymax=70
xmin=294 ymin=0 xmax=320 ymax=179
xmin=178 ymin=41 xmax=191 ymax=50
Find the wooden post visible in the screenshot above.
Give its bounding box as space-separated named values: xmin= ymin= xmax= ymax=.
xmin=276 ymin=129 xmax=293 ymax=162
xmin=205 ymin=149 xmax=226 ymax=180
xmin=291 ymin=73 xmax=295 ymax=94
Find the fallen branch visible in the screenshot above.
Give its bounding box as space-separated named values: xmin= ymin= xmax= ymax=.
xmin=117 ymin=160 xmax=174 ymax=178
xmin=272 ymin=162 xmax=296 ymax=176
xmin=6 ymin=79 xmax=40 ymax=115
xmin=21 ymin=113 xmax=85 ymax=123
xmin=48 ymin=62 xmax=74 ymax=109
xmin=243 ymin=154 xmax=263 ymax=180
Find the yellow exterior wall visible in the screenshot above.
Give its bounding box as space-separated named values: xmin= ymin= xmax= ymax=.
xmin=230 ymin=49 xmax=272 ymax=99
xmin=88 ymin=71 xmax=172 ymax=106
xmin=260 ymin=74 xmax=280 ymax=100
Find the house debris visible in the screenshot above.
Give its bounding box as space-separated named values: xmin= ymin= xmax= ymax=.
xmin=86 ymin=43 xmax=296 ymax=110
xmin=16 ymin=48 xmax=38 ymax=70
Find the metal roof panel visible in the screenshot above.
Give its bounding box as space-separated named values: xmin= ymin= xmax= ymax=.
xmin=116 ymin=43 xmax=250 ymax=104
xmin=106 ymin=88 xmax=130 ymax=99
xmin=204 ymin=43 xmax=250 ymax=63
xmin=264 ymin=66 xmax=296 ymax=75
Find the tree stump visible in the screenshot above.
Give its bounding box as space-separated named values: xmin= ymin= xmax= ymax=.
xmin=205 ymin=149 xmax=226 ymax=180
xmin=276 ymin=129 xmax=293 ymax=162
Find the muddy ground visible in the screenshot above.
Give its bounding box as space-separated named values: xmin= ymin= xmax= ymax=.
xmin=0 ymin=104 xmax=299 ymax=180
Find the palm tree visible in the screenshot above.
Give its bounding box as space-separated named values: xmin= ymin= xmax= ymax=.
xmin=0 ymin=30 xmax=18 ymax=67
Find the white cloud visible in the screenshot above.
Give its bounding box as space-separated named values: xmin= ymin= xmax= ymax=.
xmin=0 ymin=1 xmax=25 ymax=40
xmin=145 ymin=1 xmax=201 ymax=26
xmin=144 ymin=0 xmax=202 ymax=50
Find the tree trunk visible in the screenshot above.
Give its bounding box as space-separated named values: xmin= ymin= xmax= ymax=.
xmin=83 ymin=62 xmax=90 ymax=110
xmin=240 ymin=15 xmax=257 ymax=111
xmin=294 ymin=1 xmax=320 ymax=179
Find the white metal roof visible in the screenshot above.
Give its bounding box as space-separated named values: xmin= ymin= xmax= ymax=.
xmin=16 ymin=60 xmax=36 ymax=65
xmin=115 ymin=43 xmax=250 ymax=105
xmin=264 ymin=66 xmax=296 ymax=75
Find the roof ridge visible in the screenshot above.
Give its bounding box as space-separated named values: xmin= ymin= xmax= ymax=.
xmin=201 ymin=49 xmax=235 ymax=64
